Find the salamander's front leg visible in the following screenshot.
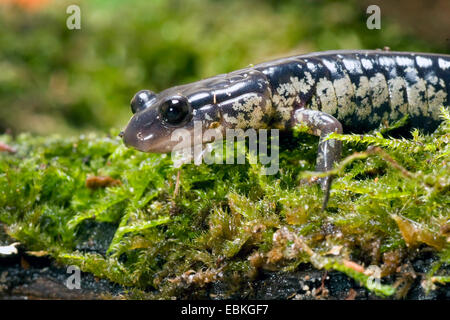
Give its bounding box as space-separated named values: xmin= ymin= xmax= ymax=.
xmin=294 ymin=109 xmax=343 ymax=210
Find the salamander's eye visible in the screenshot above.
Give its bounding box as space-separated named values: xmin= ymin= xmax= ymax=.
xmin=130 ymin=90 xmax=156 ymax=114
xmin=159 ymin=96 xmax=191 ymax=126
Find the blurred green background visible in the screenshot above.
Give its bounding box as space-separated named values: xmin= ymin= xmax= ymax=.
xmin=1 ymin=0 xmax=449 ymax=135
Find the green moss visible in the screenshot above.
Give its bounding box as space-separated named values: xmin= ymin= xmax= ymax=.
xmin=0 ymin=110 xmax=449 ymax=299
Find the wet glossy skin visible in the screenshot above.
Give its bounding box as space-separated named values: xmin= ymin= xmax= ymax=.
xmin=123 ymin=50 xmax=450 ymax=152
xmin=122 ymin=49 xmax=450 ymax=207
xmin=122 ymin=68 xmax=272 ymax=152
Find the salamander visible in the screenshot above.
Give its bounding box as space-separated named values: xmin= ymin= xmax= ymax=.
xmin=121 ymin=50 xmax=450 ymax=208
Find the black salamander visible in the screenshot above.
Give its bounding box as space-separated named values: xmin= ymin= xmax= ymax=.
xmin=121 ymin=50 xmax=450 ymax=208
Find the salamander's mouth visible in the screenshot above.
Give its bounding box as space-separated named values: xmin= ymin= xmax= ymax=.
xmin=121 ymin=107 xmax=163 ymax=153
xmin=122 ymin=110 xmax=190 ymax=153
xmin=122 ymin=127 xmax=172 ymax=153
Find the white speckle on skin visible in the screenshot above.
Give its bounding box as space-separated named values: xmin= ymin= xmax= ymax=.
xmin=232 ymin=95 xmax=263 ymax=113
xmin=354 ymin=76 xmax=372 ymax=119
xmin=277 ymin=75 xmax=313 ymax=97
xmin=387 ymin=76 xmax=408 ymax=119
xmin=306 ymin=62 xmax=317 ymax=71
xmin=368 ymin=73 xmax=389 ymax=112
xmin=316 ymin=77 xmax=338 ymax=116
xmin=378 ymin=56 xmax=395 ymax=68
xmin=407 ymin=78 xmax=428 ymax=117
xmin=342 ymin=59 xmax=363 ymax=73
xmin=333 ymin=76 xmax=356 ymax=121
xmin=361 ymin=58 xmax=373 ymax=70
xmin=426 ymin=84 xmax=447 ymax=120
xmin=428 ymin=75 xmax=438 ymax=85
xmin=400 ymin=65 xmax=430 ymax=117
xmin=274 ymin=95 xmax=296 ymax=123
xmin=273 ymin=73 xmax=316 ymax=126
xmin=223 ymin=113 xmax=238 ymax=125
xmin=248 ymin=105 xmax=265 ymax=128
xmin=235 ymin=114 xmax=249 ymax=128
xmin=438 ymin=58 xmax=450 ymax=70
xmin=322 ymin=59 xmax=338 ymax=74
xmin=416 ymin=56 xmax=433 ymax=68
xmin=395 ymin=56 xmax=414 ymax=67
xmin=223 ymin=94 xmax=269 ymax=129
xmin=405 ymin=66 xmax=418 ymax=77
xmin=308 ymin=95 xmax=320 ymax=110
xmin=137 ymin=132 xmax=154 ymax=141
xmin=292 ymin=73 xmax=314 ymax=94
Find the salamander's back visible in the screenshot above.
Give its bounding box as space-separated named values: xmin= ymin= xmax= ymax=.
xmin=122 ymin=50 xmax=450 ymax=154
xmin=255 ymin=50 xmax=450 ymax=133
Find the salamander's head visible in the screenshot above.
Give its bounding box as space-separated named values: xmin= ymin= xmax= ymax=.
xmin=121 ymin=87 xmax=223 ymax=153
xmin=122 ymin=70 xmax=272 ymax=153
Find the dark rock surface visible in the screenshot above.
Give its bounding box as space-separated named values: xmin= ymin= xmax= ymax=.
xmin=1 ymin=223 xmax=448 ymax=300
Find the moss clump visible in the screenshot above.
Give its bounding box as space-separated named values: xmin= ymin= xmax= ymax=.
xmin=0 ymin=109 xmax=449 ymax=299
